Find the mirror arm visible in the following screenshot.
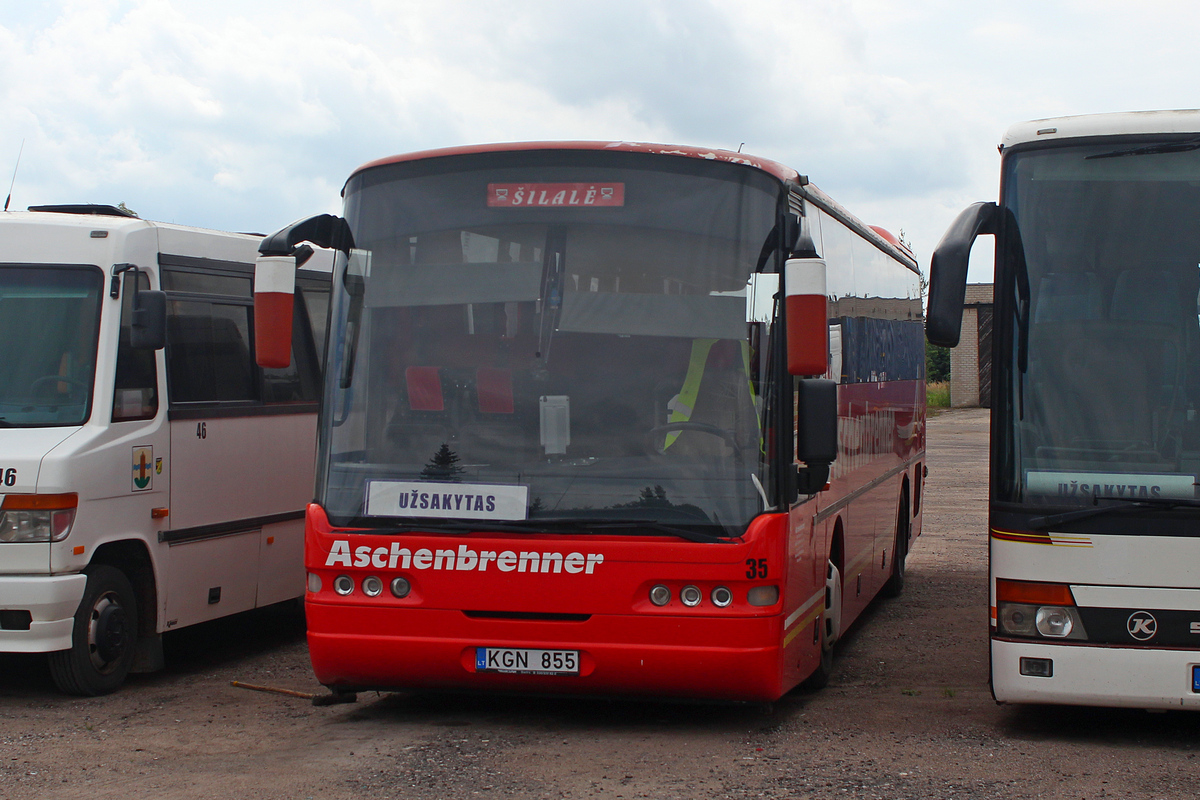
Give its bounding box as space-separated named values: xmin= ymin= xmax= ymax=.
xmin=926 ymin=202 xmax=998 ymax=347
xmin=259 ymin=215 xmax=355 ymax=258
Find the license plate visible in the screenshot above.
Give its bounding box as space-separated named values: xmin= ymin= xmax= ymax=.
xmin=475 ymin=647 xmax=579 ymax=675
xmin=1193 ymin=665 xmax=1200 ymax=693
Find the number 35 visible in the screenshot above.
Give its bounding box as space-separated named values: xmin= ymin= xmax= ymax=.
xmin=745 ymin=558 xmax=768 ymax=579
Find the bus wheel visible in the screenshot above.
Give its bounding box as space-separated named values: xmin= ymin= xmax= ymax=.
xmin=882 ymin=493 xmax=910 ymax=598
xmin=802 ymin=559 xmax=842 ymax=690
xmin=48 ymin=565 xmax=139 ymax=696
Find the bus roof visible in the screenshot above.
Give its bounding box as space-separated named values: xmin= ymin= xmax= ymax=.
xmin=349 ymin=141 xmax=802 ymax=185
xmin=348 ymin=141 xmax=917 ymax=271
xmin=1002 ymin=109 xmax=1200 ymax=150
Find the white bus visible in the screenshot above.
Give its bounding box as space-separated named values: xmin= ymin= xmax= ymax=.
xmin=0 ymin=205 xmax=329 ymax=695
xmin=928 ymin=110 xmax=1200 ymax=710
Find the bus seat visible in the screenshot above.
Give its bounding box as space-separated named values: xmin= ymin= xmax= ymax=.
xmin=1033 ymin=272 xmax=1101 ymax=322
xmin=1110 ymin=270 xmax=1183 ymax=322
xmin=405 ymin=366 xmax=444 ymax=411
xmin=476 ymin=368 xmax=514 ymax=414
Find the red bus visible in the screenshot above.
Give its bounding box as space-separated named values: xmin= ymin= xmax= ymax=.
xmin=254 ymin=142 xmax=925 ymax=702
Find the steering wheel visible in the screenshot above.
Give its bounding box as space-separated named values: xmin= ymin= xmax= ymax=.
xmin=646 ymin=421 xmax=741 ymax=456
xmin=29 ymin=374 xmax=90 ymax=401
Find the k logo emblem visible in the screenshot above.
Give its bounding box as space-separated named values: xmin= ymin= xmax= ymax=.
xmin=1126 ymin=611 xmax=1157 ymax=641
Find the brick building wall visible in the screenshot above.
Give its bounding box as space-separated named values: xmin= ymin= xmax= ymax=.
xmin=949 ymin=284 xmax=993 ymax=408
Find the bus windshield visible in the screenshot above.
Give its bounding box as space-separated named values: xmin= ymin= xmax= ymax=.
xmin=997 ymin=140 xmax=1200 ymax=507
xmin=0 ymin=266 xmax=103 ymax=427
xmin=320 ymin=153 xmax=781 ymax=536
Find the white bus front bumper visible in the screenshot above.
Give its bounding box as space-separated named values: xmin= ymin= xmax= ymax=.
xmin=0 ymin=574 xmax=86 ymax=652
xmin=993 ymin=638 xmax=1200 ymax=710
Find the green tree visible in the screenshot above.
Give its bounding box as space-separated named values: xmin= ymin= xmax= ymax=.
xmin=926 ymin=340 xmax=950 ymax=382
xmin=420 ymin=443 xmax=465 ymax=482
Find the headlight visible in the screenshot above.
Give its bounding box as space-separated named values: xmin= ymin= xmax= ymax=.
xmin=1035 ymin=606 xmax=1074 ymax=637
xmin=995 ymin=579 xmax=1088 ymax=640
xmin=0 ymin=494 xmax=78 ymax=543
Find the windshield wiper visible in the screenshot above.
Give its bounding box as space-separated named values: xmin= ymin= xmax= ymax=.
xmin=365 ymin=520 xmax=565 ymax=535
xmin=360 ymin=518 xmax=732 ymax=543
xmin=1086 ymin=136 xmax=1200 ymax=159
xmin=1029 ymin=496 xmax=1200 ymax=530
xmin=588 ymin=520 xmax=732 ymax=544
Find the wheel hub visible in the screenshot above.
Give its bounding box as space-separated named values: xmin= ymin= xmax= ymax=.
xmin=90 ymin=596 xmax=128 ymax=667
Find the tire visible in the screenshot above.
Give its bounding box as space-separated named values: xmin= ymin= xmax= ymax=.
xmin=801 ymin=559 xmax=842 ymax=691
xmin=48 ymin=565 xmax=139 ymax=696
xmin=882 ymin=494 xmax=910 ymax=599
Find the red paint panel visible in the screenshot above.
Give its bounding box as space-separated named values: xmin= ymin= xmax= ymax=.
xmin=253 ymin=291 xmax=294 ymax=369
xmin=786 ymin=294 xmax=828 ymax=376
xmin=301 ymin=504 xmax=793 ymax=701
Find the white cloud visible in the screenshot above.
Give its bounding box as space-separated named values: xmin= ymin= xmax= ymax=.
xmin=3 ymin=0 xmax=1200 ymax=280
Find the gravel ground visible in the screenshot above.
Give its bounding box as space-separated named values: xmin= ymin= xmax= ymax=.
xmin=2 ymin=407 xmax=1198 ymax=799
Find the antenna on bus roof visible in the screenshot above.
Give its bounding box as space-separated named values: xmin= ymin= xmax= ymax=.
xmin=4 ymin=139 xmax=24 ymax=213
xmin=738 ymin=143 xmax=745 ymax=153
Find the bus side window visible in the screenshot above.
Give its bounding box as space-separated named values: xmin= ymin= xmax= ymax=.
xmin=166 ymin=301 xmax=256 ymax=403
xmin=260 ymin=289 xmax=322 ymax=403
xmin=298 ymin=279 xmax=330 ymax=371
xmin=112 ymin=271 xmax=159 ymax=422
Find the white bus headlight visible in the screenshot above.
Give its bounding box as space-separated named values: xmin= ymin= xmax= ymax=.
xmin=0 ymin=494 xmax=77 ymax=543
xmin=1035 ymin=606 xmax=1076 ymax=638
xmin=995 ymin=579 xmax=1088 ymax=640
xmin=998 ymin=603 xmax=1037 ymax=636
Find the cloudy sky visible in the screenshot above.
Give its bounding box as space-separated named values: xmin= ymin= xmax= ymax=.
xmin=2 ymin=1 xmax=1197 ymax=280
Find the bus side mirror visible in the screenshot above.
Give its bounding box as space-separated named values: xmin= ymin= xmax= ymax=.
xmin=792 ymin=378 xmax=838 ymax=499
xmin=255 ymin=213 xmax=355 ymax=369
xmin=784 ymin=255 xmax=828 ymax=376
xmin=130 ymin=290 xmax=166 ymax=350
xmin=254 ymin=254 xmax=297 ymax=368
xmin=927 ymin=201 xmax=997 ymax=347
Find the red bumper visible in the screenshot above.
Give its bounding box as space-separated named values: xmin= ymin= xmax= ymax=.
xmin=306 ymin=601 xmax=785 ymax=702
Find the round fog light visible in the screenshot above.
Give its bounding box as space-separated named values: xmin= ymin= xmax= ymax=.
xmin=680 ymin=585 xmax=702 ymax=607
xmin=333 ymin=575 xmax=354 ymax=596
xmin=711 ymin=586 xmax=732 ymax=607
xmin=362 ymin=576 xmax=383 ymax=597
xmin=390 ymin=576 xmax=411 ymax=598
xmin=649 ymin=584 xmax=671 ymax=606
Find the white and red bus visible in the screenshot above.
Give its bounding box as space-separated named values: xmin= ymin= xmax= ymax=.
xmin=255 ymin=142 xmax=925 ymax=701
xmin=929 ymin=110 xmax=1200 ymax=710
